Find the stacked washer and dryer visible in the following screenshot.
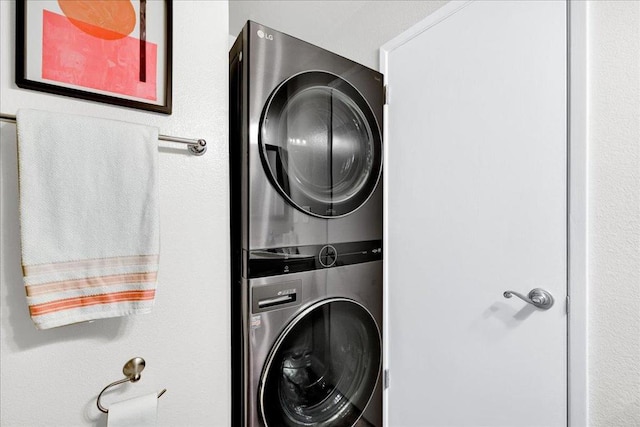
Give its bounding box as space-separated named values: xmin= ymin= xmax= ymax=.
xmin=230 ymin=22 xmax=384 ymax=427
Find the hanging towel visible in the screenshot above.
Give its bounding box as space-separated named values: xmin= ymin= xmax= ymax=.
xmin=16 ymin=109 xmax=160 ymax=330
xmin=107 ymin=393 xmax=158 ymax=427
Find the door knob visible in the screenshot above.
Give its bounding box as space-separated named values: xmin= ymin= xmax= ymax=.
xmin=503 ymin=288 xmax=554 ymax=310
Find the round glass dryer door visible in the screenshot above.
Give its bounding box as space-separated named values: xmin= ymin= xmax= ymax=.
xmin=260 ymin=71 xmax=382 ymax=218
xmin=259 ymin=299 xmax=381 ymax=427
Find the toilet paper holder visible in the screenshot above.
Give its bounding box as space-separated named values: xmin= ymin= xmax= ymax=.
xmin=97 ymin=357 xmax=167 ymax=413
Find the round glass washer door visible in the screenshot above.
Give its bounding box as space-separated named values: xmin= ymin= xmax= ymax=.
xmin=259 ymin=298 xmax=381 ymax=427
xmin=259 ymin=71 xmax=382 ymax=218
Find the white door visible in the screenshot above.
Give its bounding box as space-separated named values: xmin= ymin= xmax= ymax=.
xmin=382 ymin=1 xmax=567 ymax=426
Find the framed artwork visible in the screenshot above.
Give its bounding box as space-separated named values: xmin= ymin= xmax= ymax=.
xmin=16 ymin=0 xmax=172 ymax=114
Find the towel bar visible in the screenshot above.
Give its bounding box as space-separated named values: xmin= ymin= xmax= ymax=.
xmin=0 ymin=113 xmax=207 ymax=156
xmin=96 ymin=357 xmax=166 ymax=413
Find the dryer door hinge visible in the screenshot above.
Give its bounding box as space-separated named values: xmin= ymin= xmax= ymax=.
xmin=566 ymin=295 xmax=570 ymax=315
xmin=384 ymin=85 xmax=389 ymax=105
xmin=383 ymin=369 xmax=389 ymax=389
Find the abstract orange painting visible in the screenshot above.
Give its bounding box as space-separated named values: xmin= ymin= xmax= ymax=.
xmin=16 ymin=0 xmax=172 ymax=114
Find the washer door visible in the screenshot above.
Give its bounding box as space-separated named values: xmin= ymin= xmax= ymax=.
xmin=259 ymin=299 xmax=381 ymax=427
xmin=260 ymin=71 xmax=382 ymax=218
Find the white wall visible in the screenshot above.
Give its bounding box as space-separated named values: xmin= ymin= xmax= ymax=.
xmin=229 ymin=0 xmax=448 ymax=71
xmin=0 ymin=1 xmax=229 ymax=426
xmin=588 ymin=1 xmax=640 ymax=425
xmin=230 ymin=1 xmax=640 ymax=426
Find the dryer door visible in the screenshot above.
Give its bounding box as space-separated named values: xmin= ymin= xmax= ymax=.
xmin=259 ymin=298 xmax=381 ymax=427
xmin=260 ymin=71 xmax=382 ymax=218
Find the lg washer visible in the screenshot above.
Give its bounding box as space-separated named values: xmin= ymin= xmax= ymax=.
xmin=230 ymin=22 xmax=384 ymax=427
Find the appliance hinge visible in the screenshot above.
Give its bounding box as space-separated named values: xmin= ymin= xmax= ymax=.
xmin=566 ymin=295 xmax=570 ymax=315
xmin=384 ymin=85 xmax=389 ymax=105
xmin=239 ymin=51 xmax=243 ymax=62
xmin=383 ymin=369 xmax=389 ymax=389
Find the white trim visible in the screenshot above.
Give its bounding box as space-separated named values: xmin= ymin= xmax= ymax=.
xmin=379 ymin=24 xmax=392 ymax=427
xmin=567 ymin=1 xmax=589 ymax=426
xmin=381 ymin=65 xmax=390 ymax=427
xmin=379 ymin=1 xmax=472 ymax=57
xmin=379 ymin=1 xmax=589 ymax=426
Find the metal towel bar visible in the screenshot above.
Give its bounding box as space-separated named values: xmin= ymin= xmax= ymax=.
xmin=96 ymin=357 xmax=166 ymax=414
xmin=0 ymin=113 xmax=207 ymax=156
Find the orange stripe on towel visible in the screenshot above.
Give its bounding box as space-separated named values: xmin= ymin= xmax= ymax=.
xmin=26 ymin=272 xmax=158 ymax=296
xmin=23 ymin=255 xmax=159 ymax=276
xmin=29 ymin=290 xmax=156 ymax=316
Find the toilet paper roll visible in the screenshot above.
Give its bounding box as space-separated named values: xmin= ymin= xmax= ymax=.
xmin=107 ymin=392 xmax=158 ymax=427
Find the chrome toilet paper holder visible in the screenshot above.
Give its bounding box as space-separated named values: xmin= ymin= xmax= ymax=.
xmin=97 ymin=357 xmax=166 ymax=413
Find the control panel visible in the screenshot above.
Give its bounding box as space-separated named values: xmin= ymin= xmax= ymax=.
xmin=248 ymin=239 xmax=382 ymax=278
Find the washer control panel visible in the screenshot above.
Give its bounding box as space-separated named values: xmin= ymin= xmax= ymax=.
xmin=318 ymin=245 xmax=337 ymax=268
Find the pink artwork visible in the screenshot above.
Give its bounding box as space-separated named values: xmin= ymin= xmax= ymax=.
xmin=41 ymin=9 xmax=157 ymax=100
xmin=17 ymin=0 xmax=170 ymax=113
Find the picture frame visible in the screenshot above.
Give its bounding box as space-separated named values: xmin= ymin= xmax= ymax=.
xmin=16 ymin=0 xmax=173 ymax=114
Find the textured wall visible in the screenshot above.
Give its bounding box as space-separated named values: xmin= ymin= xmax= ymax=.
xmin=588 ymin=1 xmax=640 ymax=425
xmin=0 ymin=1 xmax=229 ymax=426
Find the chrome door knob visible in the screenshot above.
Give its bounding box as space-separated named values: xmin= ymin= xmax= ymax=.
xmin=503 ymin=288 xmax=554 ymax=310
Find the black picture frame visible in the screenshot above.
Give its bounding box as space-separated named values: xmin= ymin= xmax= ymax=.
xmin=15 ymin=0 xmax=173 ymax=114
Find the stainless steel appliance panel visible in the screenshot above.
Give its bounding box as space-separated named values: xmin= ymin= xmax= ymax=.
xmin=245 ymin=261 xmax=383 ymax=427
xmin=246 ymin=22 xmax=383 ymax=250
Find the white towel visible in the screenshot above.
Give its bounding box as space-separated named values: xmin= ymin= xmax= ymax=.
xmin=107 ymin=393 xmax=158 ymax=427
xmin=16 ymin=109 xmax=160 ymax=330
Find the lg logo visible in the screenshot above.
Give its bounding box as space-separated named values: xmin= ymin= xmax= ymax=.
xmin=257 ymin=29 xmax=273 ymax=40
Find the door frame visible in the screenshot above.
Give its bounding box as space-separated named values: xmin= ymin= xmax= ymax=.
xmin=379 ymin=1 xmax=588 ymax=425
